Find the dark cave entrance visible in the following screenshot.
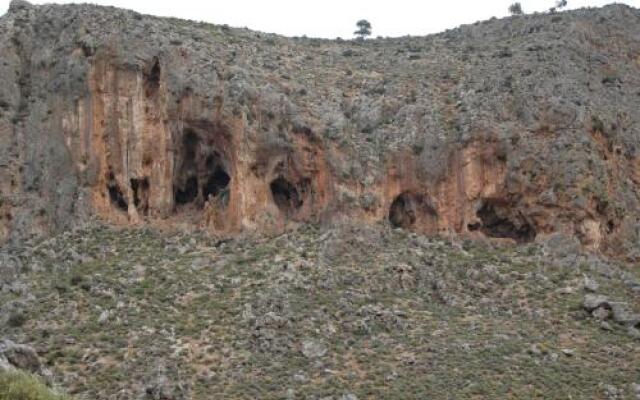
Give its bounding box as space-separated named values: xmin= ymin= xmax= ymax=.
xmin=389 ymin=191 xmax=438 ymax=230
xmin=469 ymin=200 xmax=536 ymax=243
xmin=130 ymin=177 xmax=150 ymax=215
xmin=107 ymin=172 xmax=128 ymax=212
xmin=270 ymin=177 xmax=304 ymax=215
xmin=389 ymin=193 xmax=416 ymax=228
xmin=174 ymin=128 xmax=232 ymax=209
xmin=606 ymin=219 xmax=615 ymax=234
xmin=144 ymin=58 xmax=161 ymax=96
xmin=175 ymin=176 xmax=199 ymax=205
xmin=174 ymin=129 xmax=201 ymax=206
xmin=203 ymin=153 xmax=231 ymax=201
xmin=108 ymin=184 xmax=128 ymax=211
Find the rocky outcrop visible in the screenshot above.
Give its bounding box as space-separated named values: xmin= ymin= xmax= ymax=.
xmin=0 ymin=339 xmax=50 ymax=380
xmin=1 ymin=1 xmax=639 ymax=259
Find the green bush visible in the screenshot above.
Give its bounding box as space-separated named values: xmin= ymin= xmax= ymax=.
xmin=7 ymin=312 xmax=27 ymax=327
xmin=0 ymin=370 xmax=70 ymax=400
xmin=509 ymin=3 xmax=523 ymax=15
xmin=354 ymin=19 xmax=372 ymax=39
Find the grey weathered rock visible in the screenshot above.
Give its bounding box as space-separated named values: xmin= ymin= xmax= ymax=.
xmin=631 ymin=383 xmax=640 ymax=399
xmin=600 ymin=321 xmax=613 ymax=331
xmin=583 ymin=294 xmax=640 ymax=326
xmin=301 ymin=339 xmax=327 ymax=358
xmin=98 ymin=309 xmax=110 ymax=324
xmin=293 ymin=371 xmax=308 ymax=383
xmin=604 ymin=384 xmax=621 ymax=400
xmin=190 ymin=257 xmax=210 ymax=271
xmin=144 ymin=373 xmax=172 ymax=400
xmin=592 ymin=306 xmax=611 ymax=321
xmin=583 ymin=276 xmax=599 ymax=292
xmin=610 ymin=303 xmax=640 ymax=326
xmin=0 ymin=339 xmax=49 ymax=381
xmin=583 ymin=294 xmax=611 ymax=312
xmin=144 ymin=363 xmax=186 ymax=400
xmin=628 ymin=326 xmax=640 ymax=340
xmin=285 ymin=388 xmax=296 ymax=400
xmin=561 ymin=348 xmax=575 ymax=357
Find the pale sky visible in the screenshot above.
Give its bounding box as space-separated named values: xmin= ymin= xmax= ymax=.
xmin=1 ymin=0 xmax=638 ymax=38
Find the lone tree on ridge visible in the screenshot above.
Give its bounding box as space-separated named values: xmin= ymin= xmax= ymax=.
xmin=509 ymin=2 xmax=524 ymax=15
xmin=354 ymin=19 xmax=372 ymax=40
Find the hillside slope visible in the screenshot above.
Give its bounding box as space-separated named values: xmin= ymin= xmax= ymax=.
xmin=0 ymin=1 xmax=639 ymax=258
xmin=1 ymin=2 xmax=640 ymax=398
xmin=1 ymin=222 xmax=639 ymax=399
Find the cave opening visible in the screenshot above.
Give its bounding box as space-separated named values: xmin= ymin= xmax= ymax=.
xmin=389 ymin=194 xmax=416 ymax=228
xmin=130 ymin=177 xmax=150 ymax=215
xmin=389 ymin=192 xmax=437 ymax=230
xmin=203 ymin=153 xmax=231 ymax=201
xmin=470 ymin=200 xmax=536 ymax=243
xmin=174 ymin=130 xmax=201 ymax=206
xmin=203 ymin=167 xmax=230 ymax=200
xmin=270 ymin=177 xmax=303 ymax=215
xmin=145 ymin=58 xmax=161 ymax=96
xmin=107 ymin=183 xmax=128 ymax=212
xmin=175 ymin=176 xmax=199 ymax=205
xmin=106 ymin=171 xmax=128 ymax=212
xmin=173 ymin=125 xmax=235 ymax=212
xmin=606 ymin=220 xmax=615 ymax=234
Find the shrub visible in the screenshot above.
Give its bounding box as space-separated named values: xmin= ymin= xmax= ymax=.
xmin=8 ymin=312 xmax=27 ymax=328
xmin=0 ymin=370 xmax=70 ymax=400
xmin=354 ymin=20 xmax=372 ymax=40
xmin=550 ymin=0 xmax=567 ymax=13
xmin=509 ymin=3 xmax=524 ymax=15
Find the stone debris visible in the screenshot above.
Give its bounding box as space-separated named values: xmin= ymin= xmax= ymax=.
xmin=301 ymin=340 xmax=327 ymax=359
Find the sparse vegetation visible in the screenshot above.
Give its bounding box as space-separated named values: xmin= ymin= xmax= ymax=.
xmin=0 ymin=370 xmax=69 ymax=400
xmin=1 ymin=224 xmax=639 ymax=399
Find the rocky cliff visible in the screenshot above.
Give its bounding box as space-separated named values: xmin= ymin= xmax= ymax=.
xmin=1 ymin=0 xmax=640 ymax=259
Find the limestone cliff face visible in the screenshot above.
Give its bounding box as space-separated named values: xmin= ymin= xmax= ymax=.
xmin=69 ymin=58 xmax=333 ymax=233
xmin=1 ymin=0 xmax=640 ymax=260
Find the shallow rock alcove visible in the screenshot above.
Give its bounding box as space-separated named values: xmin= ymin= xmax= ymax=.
xmin=469 ymin=199 xmax=536 ymax=243
xmin=270 ymin=176 xmax=306 ymax=216
xmin=173 ymin=127 xmax=233 ymax=209
xmin=389 ymin=191 xmax=438 ymax=232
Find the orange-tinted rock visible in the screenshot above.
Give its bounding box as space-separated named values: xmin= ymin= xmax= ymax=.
xmin=1 ymin=2 xmax=640 ymax=261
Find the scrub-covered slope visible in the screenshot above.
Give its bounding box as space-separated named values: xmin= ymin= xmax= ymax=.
xmin=1 ymin=223 xmax=639 ymax=398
